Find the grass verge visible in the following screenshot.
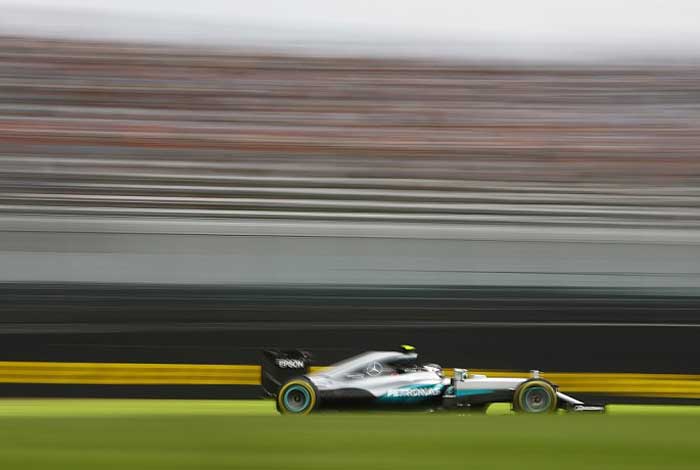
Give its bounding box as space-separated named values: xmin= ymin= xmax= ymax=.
xmin=0 ymin=400 xmax=698 ymax=469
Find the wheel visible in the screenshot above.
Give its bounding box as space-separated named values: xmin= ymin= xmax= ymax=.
xmin=513 ymin=379 xmax=558 ymax=414
xmin=276 ymin=379 xmax=317 ymax=415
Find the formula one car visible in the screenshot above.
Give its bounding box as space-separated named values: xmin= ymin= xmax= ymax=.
xmin=262 ymin=345 xmax=605 ymax=415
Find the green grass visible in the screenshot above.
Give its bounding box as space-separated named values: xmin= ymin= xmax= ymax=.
xmin=0 ymin=400 xmax=698 ymax=469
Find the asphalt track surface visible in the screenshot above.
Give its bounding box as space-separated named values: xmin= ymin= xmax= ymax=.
xmin=1 ymin=283 xmax=699 ymax=399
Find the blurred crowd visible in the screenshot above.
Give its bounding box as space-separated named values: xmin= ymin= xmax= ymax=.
xmin=1 ymin=36 xmax=699 ymax=228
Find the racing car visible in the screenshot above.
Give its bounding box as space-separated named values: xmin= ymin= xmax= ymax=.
xmin=262 ymin=345 xmax=605 ymax=415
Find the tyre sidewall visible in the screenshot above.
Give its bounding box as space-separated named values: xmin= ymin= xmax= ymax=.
xmin=277 ymin=378 xmax=318 ymax=415
xmin=513 ymin=379 xmax=558 ymax=414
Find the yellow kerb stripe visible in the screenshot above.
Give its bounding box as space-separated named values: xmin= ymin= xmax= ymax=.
xmin=0 ymin=361 xmax=260 ymax=385
xmin=0 ymin=362 xmax=698 ymax=398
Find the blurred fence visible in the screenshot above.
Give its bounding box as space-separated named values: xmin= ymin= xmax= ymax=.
xmin=5 ymin=160 xmax=700 ymax=228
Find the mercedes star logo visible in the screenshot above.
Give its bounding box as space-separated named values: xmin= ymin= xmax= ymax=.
xmin=366 ymin=361 xmax=383 ymax=377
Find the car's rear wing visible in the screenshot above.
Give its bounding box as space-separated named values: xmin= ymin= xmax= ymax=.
xmin=261 ymin=349 xmax=312 ymax=397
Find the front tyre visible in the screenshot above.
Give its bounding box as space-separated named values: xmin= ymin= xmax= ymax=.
xmin=513 ymin=380 xmax=558 ymax=414
xmin=277 ymin=379 xmax=317 ymax=415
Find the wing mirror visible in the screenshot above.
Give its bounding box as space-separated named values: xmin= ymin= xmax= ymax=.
xmin=453 ymin=368 xmax=468 ymax=382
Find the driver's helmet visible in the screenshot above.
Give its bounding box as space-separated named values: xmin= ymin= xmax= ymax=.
xmin=423 ymin=363 xmax=443 ymax=377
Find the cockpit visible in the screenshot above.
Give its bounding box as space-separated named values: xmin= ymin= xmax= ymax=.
xmin=313 ymin=351 xmax=443 ymax=381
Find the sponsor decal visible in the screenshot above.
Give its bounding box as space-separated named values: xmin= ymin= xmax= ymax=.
xmin=385 ymin=385 xmax=442 ymax=398
xmin=275 ymin=358 xmax=305 ymax=369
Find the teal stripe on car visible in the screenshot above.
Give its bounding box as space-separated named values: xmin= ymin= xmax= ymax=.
xmin=455 ymin=389 xmax=495 ymax=397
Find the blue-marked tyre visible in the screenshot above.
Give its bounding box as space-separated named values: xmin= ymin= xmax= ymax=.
xmin=513 ymin=380 xmax=558 ymax=414
xmin=277 ymin=380 xmax=317 ymax=415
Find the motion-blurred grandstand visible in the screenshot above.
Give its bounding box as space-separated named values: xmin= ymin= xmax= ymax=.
xmin=2 ymin=36 xmax=700 ymax=230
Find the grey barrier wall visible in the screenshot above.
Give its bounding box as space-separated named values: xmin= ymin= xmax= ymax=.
xmin=2 ymin=216 xmax=700 ymax=288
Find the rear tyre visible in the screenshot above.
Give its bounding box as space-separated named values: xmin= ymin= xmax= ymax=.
xmin=513 ymin=380 xmax=558 ymax=414
xmin=277 ymin=379 xmax=317 ymax=415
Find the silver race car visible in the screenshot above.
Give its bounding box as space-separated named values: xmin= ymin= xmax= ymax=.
xmin=262 ymin=345 xmax=605 ymax=415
